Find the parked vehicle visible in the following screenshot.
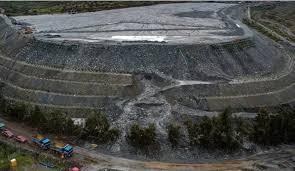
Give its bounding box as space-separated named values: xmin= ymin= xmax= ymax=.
xmin=1 ymin=124 xmax=74 ymax=158
xmin=51 ymin=142 xmax=74 ymax=158
xmin=0 ymin=123 xmax=5 ymax=130
xmin=14 ymin=135 xmax=28 ymax=143
xmin=2 ymin=129 xmax=14 ymax=138
xmin=32 ymin=134 xmax=51 ymax=150
xmin=39 ymin=161 xmax=56 ymax=168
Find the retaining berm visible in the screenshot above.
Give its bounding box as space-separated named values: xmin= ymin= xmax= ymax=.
xmin=0 ymin=2 xmax=294 ymax=116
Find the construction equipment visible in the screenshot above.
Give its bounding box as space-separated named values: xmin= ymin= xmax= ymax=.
xmin=10 ymin=158 xmax=17 ymax=167
xmin=51 ymin=142 xmax=74 ymax=158
xmin=32 ymin=134 xmax=51 ymax=150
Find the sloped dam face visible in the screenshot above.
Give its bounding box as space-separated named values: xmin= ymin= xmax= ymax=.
xmin=0 ymin=2 xmax=294 ymax=160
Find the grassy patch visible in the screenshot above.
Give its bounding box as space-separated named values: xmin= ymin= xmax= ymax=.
xmin=251 ymin=2 xmax=295 ymax=42
xmin=243 ymin=18 xmax=281 ymax=42
xmin=0 ymin=142 xmax=69 ymax=171
xmin=0 ymin=143 xmax=34 ymax=170
xmin=0 ymin=1 xmax=170 ymax=16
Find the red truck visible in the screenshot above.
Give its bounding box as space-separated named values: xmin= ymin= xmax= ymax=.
xmin=14 ymin=135 xmax=28 ymax=143
xmin=1 ymin=129 xmax=14 ymax=138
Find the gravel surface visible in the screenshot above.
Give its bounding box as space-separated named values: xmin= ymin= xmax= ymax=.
xmin=13 ymin=3 xmax=245 ymax=44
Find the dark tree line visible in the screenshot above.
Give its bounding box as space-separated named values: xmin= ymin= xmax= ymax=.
xmin=251 ymin=108 xmax=295 ymax=145
xmin=0 ymin=99 xmax=119 ymax=144
xmin=1 ymin=102 xmax=81 ymax=136
xmin=184 ymin=106 xmax=295 ymax=150
xmin=1 ymin=92 xmax=295 ymax=151
xmin=127 ymin=123 xmax=157 ymax=150
xmin=185 ymin=108 xmax=242 ymax=151
xmin=81 ymin=112 xmax=119 ymax=144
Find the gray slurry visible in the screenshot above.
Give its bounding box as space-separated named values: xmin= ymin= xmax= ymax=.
xmin=13 ymin=3 xmax=248 ymax=44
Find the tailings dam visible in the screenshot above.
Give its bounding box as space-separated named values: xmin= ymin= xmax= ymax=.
xmin=0 ymin=3 xmax=294 ymax=159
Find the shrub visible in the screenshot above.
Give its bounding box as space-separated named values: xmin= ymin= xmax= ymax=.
xmin=45 ymin=111 xmax=65 ymax=135
xmin=186 ymin=116 xmax=212 ymax=146
xmin=127 ymin=123 xmax=156 ymax=149
xmin=167 ymin=123 xmax=181 ymax=147
xmin=0 ymin=100 xmax=118 ymax=142
xmin=242 ymin=18 xmax=281 ymax=42
xmin=211 ymin=108 xmax=240 ymax=150
xmin=30 ymin=106 xmax=47 ymax=128
xmin=251 ymin=108 xmax=272 ymax=145
xmin=82 ymin=112 xmax=120 ymax=143
xmin=251 ymin=108 xmax=295 ymax=145
xmin=234 ymin=116 xmax=252 ymax=141
xmin=63 ymin=117 xmax=82 ymax=136
xmin=186 ymin=107 xmax=241 ymax=151
xmin=8 ymin=103 xmax=27 ymax=121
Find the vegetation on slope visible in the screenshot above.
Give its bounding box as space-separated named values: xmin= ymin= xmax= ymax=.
xmin=0 ymin=1 xmax=169 ymax=16
xmin=81 ymin=112 xmax=120 ymax=144
xmin=0 ymin=143 xmax=34 ymax=170
xmin=185 ymin=106 xmax=295 ymax=150
xmin=0 ymin=141 xmax=72 ymax=170
xmin=0 ymin=98 xmax=119 ymax=144
xmin=127 ymin=123 xmax=157 ymax=152
xmin=185 ymin=108 xmax=242 ymax=151
xmin=251 ymin=108 xmax=295 ymax=145
xmin=1 ymin=86 xmax=295 ymax=153
xmin=251 ymin=2 xmax=295 ymax=42
xmin=167 ymin=123 xmax=181 ymax=148
xmin=243 ymin=18 xmax=281 ymax=42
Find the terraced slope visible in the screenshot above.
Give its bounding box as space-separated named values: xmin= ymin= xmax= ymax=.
xmin=4 ymin=3 xmax=288 ymax=81
xmin=0 ymin=16 xmax=140 ymax=116
xmin=0 ymin=53 xmax=139 ymax=116
xmin=161 ymin=40 xmax=295 ymax=111
xmin=1 ymin=1 xmax=295 ymax=115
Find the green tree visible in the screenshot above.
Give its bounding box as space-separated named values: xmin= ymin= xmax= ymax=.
xmin=127 ymin=123 xmax=157 ymax=149
xmin=186 ymin=107 xmax=240 ymax=151
xmin=64 ymin=117 xmax=81 ymax=136
xmin=30 ymin=106 xmax=47 ymax=128
xmin=10 ymin=103 xmax=26 ymax=121
xmin=46 ymin=111 xmax=64 ymax=134
xmin=251 ymin=108 xmax=271 ymax=145
xmin=167 ymin=123 xmax=181 ymax=147
xmin=235 ymin=116 xmax=252 ymax=143
xmin=250 ymin=107 xmax=295 ymax=145
xmin=210 ymin=107 xmax=240 ymax=150
xmin=83 ymin=111 xmax=119 ymax=143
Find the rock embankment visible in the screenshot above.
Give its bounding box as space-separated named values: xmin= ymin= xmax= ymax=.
xmin=0 ymin=14 xmax=140 ymax=116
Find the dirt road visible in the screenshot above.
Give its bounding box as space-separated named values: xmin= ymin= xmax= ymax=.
xmin=1 ymin=117 xmax=295 ymax=171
